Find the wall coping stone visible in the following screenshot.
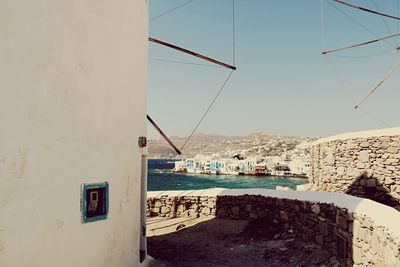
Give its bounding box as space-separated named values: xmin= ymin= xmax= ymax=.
xmin=312 ymin=127 xmax=400 ymax=146
xmin=148 ymin=188 xmax=400 ymax=239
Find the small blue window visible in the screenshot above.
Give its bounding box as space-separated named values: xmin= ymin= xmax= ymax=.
xmin=81 ymin=182 xmax=109 ymax=223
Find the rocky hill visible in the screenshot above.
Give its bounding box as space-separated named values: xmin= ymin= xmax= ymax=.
xmin=148 ymin=133 xmax=318 ymax=159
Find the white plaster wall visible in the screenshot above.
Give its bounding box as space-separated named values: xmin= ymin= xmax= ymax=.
xmin=0 ymin=1 xmax=148 ymax=266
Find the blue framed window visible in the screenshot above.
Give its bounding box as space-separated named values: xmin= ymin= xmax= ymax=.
xmin=81 ymin=182 xmax=109 ymax=223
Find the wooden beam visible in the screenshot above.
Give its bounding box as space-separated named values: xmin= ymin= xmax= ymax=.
xmin=334 ymin=0 xmax=400 ymax=21
xmin=322 ymin=32 xmax=400 ymax=55
xmin=149 ymin=37 xmax=236 ymax=70
xmin=147 ymin=114 xmax=182 ymax=155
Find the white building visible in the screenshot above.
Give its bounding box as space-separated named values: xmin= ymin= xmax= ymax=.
xmin=174 ymin=160 xmax=187 ymax=172
xmin=288 ymin=156 xmax=310 ymax=176
xmin=0 ymin=1 xmax=148 ymax=266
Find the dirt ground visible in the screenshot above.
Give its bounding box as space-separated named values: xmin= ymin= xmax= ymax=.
xmin=147 ymin=217 xmax=345 ymax=267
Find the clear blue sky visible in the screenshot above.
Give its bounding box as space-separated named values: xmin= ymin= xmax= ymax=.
xmin=148 ymin=0 xmax=400 ymax=139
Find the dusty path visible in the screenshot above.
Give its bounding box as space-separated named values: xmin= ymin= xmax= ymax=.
xmin=147 ymin=217 xmax=344 ymax=267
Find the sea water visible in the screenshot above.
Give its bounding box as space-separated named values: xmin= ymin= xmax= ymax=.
xmin=148 ymin=159 xmax=307 ymax=191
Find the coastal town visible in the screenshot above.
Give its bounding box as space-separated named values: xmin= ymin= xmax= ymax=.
xmin=5 ymin=1 xmax=400 ymax=267
xmin=172 ymin=139 xmax=312 ymax=177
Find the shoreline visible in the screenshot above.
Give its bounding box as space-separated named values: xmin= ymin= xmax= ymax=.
xmin=161 ymin=169 xmax=308 ymax=179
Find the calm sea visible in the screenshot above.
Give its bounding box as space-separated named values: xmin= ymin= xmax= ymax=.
xmin=147 ymin=159 xmax=307 ymax=191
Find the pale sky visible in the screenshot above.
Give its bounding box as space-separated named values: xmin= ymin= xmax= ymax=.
xmin=148 ymin=0 xmax=400 ymax=140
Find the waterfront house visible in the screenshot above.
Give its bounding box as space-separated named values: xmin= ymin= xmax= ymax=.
xmin=243 ymin=157 xmax=264 ymax=175
xmin=174 ymin=160 xmax=187 ymax=172
xmin=225 ymin=159 xmax=240 ymax=175
xmin=288 ymin=156 xmax=310 ymax=176
xmin=255 ymin=164 xmax=268 ymax=175
xmin=185 ymin=159 xmax=196 ymax=173
xmin=272 ymin=163 xmax=291 ymax=176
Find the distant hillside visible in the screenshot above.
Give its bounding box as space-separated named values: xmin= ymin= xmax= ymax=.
xmin=148 ymin=133 xmax=318 ymax=159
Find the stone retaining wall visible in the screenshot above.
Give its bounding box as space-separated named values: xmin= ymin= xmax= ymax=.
xmin=309 ymin=128 xmax=400 ymax=208
xmin=216 ymin=195 xmax=399 ymax=266
xmin=147 ymin=195 xmax=216 ymax=218
xmin=147 ymin=189 xmax=400 ymax=266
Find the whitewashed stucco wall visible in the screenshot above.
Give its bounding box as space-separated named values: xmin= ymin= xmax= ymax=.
xmin=0 ymin=1 xmax=148 ymax=266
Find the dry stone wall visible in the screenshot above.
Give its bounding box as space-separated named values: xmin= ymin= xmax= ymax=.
xmin=216 ymin=195 xmax=400 ymax=267
xmin=147 ymin=195 xmax=216 ymax=218
xmin=309 ymin=128 xmax=400 ymax=208
xmin=147 ymin=191 xmax=400 ymax=266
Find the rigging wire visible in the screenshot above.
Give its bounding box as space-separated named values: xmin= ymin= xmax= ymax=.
xmin=325 ymin=57 xmax=357 ymax=105
xmin=371 ymin=0 xmax=396 ymax=47
xmin=232 ymin=0 xmax=236 ymax=65
xmin=358 ymin=107 xmax=393 ymax=127
xmin=326 ymin=1 xmax=396 ymax=50
xmin=175 ymin=69 xmax=234 ymax=156
xmin=333 ymin=0 xmax=400 ymax=21
xmin=321 ymin=1 xmax=392 ymax=127
xmin=150 ymin=0 xmax=196 ymax=22
xmin=322 ymin=1 xmax=357 ymax=104
xmin=149 ymin=1 xmax=237 ymax=158
xmin=149 ymin=58 xmax=224 ymax=68
xmin=321 ymin=0 xmax=327 ymax=51
xmin=398 ymin=0 xmax=400 ymax=46
xmin=324 ymin=57 xmax=393 ymax=127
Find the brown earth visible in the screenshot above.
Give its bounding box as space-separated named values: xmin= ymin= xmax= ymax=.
xmin=147 ymin=217 xmax=344 ymax=267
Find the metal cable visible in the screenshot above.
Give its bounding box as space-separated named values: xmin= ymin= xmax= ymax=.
xmin=327 ymin=1 xmax=396 ymax=50
xmin=149 ymin=58 xmax=224 ymax=68
xmin=398 ymin=0 xmax=400 ymax=46
xmin=320 ymin=0 xmax=327 ymax=51
xmin=232 ymin=0 xmax=236 ymax=65
xmin=333 ymin=0 xmax=400 ymax=21
xmin=325 ymin=57 xmax=357 ymax=105
xmin=371 ymin=0 xmax=395 ymax=47
xmin=358 ymin=107 xmax=393 ymax=127
xmin=176 ymin=69 xmax=234 ymax=156
xmin=150 ymin=0 xmax=196 ymax=22
xmin=324 ymin=57 xmax=392 ymax=127
xmin=322 ymin=1 xmax=394 ymax=127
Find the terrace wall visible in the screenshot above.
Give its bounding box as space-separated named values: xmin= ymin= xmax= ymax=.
xmin=147 ymin=189 xmax=400 ymax=266
xmin=309 ymin=127 xmax=400 ymax=208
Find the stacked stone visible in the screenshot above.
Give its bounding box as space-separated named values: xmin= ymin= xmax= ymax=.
xmin=310 ymin=134 xmax=400 ymax=208
xmin=216 ymin=195 xmax=354 ymax=265
xmin=147 ymin=196 xmax=216 ymax=218
xmin=147 ymin=193 xmax=400 ymax=266
xmin=147 ymin=196 xmax=175 ymax=217
xmin=353 ymin=214 xmax=400 ymax=266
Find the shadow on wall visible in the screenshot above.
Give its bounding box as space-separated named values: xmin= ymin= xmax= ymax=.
xmin=147 ymin=191 xmax=400 ymax=266
xmin=215 ymin=194 xmax=353 ymax=266
xmin=346 ymin=171 xmax=400 ymax=210
xmin=147 ymin=194 xmax=354 ymax=266
xmin=147 ymin=216 xmax=347 ymax=267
